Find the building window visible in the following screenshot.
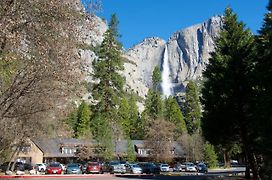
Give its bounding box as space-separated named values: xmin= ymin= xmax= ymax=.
xmin=20 ymin=145 xmax=31 ymax=153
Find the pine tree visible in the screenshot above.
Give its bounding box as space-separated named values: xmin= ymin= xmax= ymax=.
xmin=164 ymin=96 xmax=187 ymax=137
xmin=92 ymin=13 xmax=124 ymax=121
xmin=184 ymin=80 xmax=202 ymax=135
xmin=201 ymin=7 xmax=259 ymax=178
xmin=117 ymin=97 xmax=132 ymax=138
xmin=203 ymin=142 xmax=218 ymax=168
xmin=91 ymin=13 xmax=125 ymax=159
xmin=152 ymin=66 xmax=161 ymax=91
xmin=90 ymin=111 xmax=114 ymax=160
xmin=255 ymin=1 xmax=272 ymax=178
xmin=127 ymin=94 xmax=139 ymax=138
xmin=126 ymin=139 xmax=136 ymax=162
xmin=143 ymin=89 xmax=164 ymax=120
xmin=74 ymin=101 xmax=91 ymax=138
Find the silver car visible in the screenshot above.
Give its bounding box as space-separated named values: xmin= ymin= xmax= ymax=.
xmin=65 ymin=163 xmax=82 ymax=174
xmin=126 ymin=164 xmax=143 ymax=174
xmin=185 ymin=163 xmax=197 ymax=172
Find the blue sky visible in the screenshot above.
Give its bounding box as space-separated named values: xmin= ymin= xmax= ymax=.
xmin=83 ymin=0 xmax=268 ymax=49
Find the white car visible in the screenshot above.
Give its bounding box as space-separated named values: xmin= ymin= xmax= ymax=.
xmin=159 ymin=164 xmax=170 ymax=172
xmin=185 ymin=163 xmax=197 ymax=172
xmin=127 ymin=164 xmax=143 ymax=174
xmin=35 ymin=163 xmax=47 ymax=172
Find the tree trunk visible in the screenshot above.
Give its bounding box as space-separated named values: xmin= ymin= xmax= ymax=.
xmin=223 ymin=149 xmax=230 ymax=168
xmin=244 ymin=149 xmax=251 ymax=179
xmin=7 ymin=146 xmax=19 ymax=172
xmin=249 ymin=152 xmax=261 ymax=180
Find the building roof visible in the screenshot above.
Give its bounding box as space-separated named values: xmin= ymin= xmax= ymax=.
xmin=32 ymin=138 xmax=96 ymax=158
xmin=32 ymin=139 xmax=185 ymax=158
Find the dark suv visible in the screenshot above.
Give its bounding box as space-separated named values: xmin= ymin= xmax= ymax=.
xmin=138 ymin=162 xmax=160 ymax=174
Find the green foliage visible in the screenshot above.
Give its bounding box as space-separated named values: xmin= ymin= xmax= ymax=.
xmin=201 ymin=7 xmax=261 ymax=178
xmin=184 ymin=81 xmax=202 ymax=135
xmin=201 ymin=8 xmax=256 ymax=146
xmin=74 ymin=101 xmax=91 ymax=138
xmin=91 ymin=13 xmax=125 ymax=123
xmin=90 ymin=14 xmax=124 ymax=159
xmin=255 ymin=1 xmax=272 ymax=178
xmin=164 ymin=96 xmax=187 ymax=136
xmin=90 ymin=112 xmax=114 ymax=160
xmin=117 ymin=94 xmax=139 ymax=139
xmin=131 ymin=115 xmax=146 ymax=140
xmin=203 ymin=142 xmax=218 ymax=168
xmin=143 ymin=89 xmax=164 ymax=120
xmin=126 ymin=139 xmax=136 ymax=162
xmin=152 ymin=66 xmax=162 ymax=90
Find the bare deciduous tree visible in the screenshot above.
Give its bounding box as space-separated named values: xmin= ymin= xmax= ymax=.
xmin=178 ymin=133 xmax=204 ymax=162
xmin=145 ymin=118 xmax=175 ymax=163
xmin=0 ymin=0 xmax=98 ymax=168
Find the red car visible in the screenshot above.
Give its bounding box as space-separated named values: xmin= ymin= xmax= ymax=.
xmin=46 ymin=162 xmax=63 ymax=174
xmin=86 ymin=162 xmax=103 ymax=174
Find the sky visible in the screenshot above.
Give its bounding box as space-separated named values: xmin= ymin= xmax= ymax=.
xmin=83 ymin=0 xmax=268 ymax=49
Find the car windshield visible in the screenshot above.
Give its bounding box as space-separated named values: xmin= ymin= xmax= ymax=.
xmin=110 ymin=162 xmax=119 ymax=165
xmin=187 ymin=163 xmax=194 ymax=167
xmin=161 ymin=164 xmax=168 ymax=167
xmin=89 ymin=163 xmax=99 ymax=166
xmin=49 ymin=163 xmax=61 ymax=167
xmin=132 ymin=164 xmax=140 ymax=168
xmin=67 ymin=164 xmax=79 ymax=168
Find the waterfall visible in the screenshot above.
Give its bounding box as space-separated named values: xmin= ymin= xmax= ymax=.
xmin=161 ymin=44 xmax=172 ymax=97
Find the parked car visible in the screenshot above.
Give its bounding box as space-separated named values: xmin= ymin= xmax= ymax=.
xmin=46 ymin=162 xmax=63 ymax=174
xmin=0 ymin=162 xmax=32 ymax=171
xmin=173 ymin=163 xmax=185 ymax=172
xmin=126 ymin=164 xmax=143 ymax=174
xmin=86 ymin=162 xmax=103 ymax=174
xmin=66 ymin=163 xmax=82 ymax=174
xmin=108 ymin=161 xmax=126 ymax=174
xmin=35 ymin=163 xmax=47 ymax=172
xmin=159 ymin=164 xmax=170 ymax=172
xmin=138 ymin=162 xmax=160 ymax=174
xmin=196 ymin=163 xmax=208 ymax=173
xmin=185 ymin=162 xmax=197 ymax=172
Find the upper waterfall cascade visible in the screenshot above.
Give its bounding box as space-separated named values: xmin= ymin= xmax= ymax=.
xmin=161 ymin=45 xmax=173 ymax=97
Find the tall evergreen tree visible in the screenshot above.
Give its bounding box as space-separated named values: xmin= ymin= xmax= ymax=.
xmin=184 ymin=80 xmax=202 ymax=135
xmin=91 ymin=13 xmax=125 ymax=159
xmin=255 ymin=1 xmax=272 ymax=178
xmin=201 ymin=8 xmax=259 ymax=178
xmin=143 ymin=89 xmax=164 ymax=120
xmin=127 ymin=94 xmax=139 ymax=138
xmin=117 ymin=96 xmax=137 ymax=138
xmin=74 ymin=101 xmax=91 ymax=138
xmin=164 ymin=96 xmax=187 ymax=137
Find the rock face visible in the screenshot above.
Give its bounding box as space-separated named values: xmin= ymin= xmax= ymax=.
xmin=123 ymin=37 xmax=166 ymax=98
xmin=123 ymin=16 xmax=223 ymax=97
xmin=77 ymin=14 xmax=223 ymax=101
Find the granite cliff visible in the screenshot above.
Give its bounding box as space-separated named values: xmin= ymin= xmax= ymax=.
xmin=76 ymin=12 xmax=223 ymax=101
xmin=123 ymin=16 xmax=223 ymax=98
